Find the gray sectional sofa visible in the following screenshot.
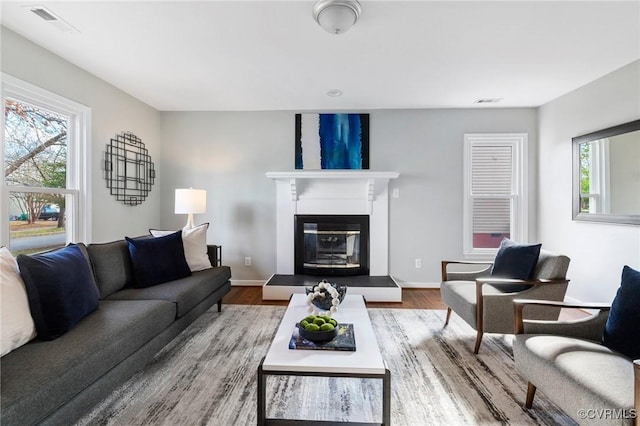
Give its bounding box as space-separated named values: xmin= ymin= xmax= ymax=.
xmin=1 ymin=239 xmax=231 ymax=426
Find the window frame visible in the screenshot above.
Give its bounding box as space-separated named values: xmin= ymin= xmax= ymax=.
xmin=1 ymin=73 xmax=92 ymax=247
xmin=463 ymin=133 xmax=528 ymax=260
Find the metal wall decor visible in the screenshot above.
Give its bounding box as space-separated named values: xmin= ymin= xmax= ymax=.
xmin=104 ymin=132 xmax=155 ymax=206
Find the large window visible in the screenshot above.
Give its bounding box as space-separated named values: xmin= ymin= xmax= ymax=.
xmin=463 ymin=133 xmax=528 ymax=259
xmin=1 ymin=74 xmax=91 ymax=254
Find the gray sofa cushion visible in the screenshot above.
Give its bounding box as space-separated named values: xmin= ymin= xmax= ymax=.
xmin=513 ymin=334 xmax=634 ymax=424
xmin=0 ymin=299 xmax=175 ymax=426
xmin=107 ymin=266 xmax=231 ymax=317
xmin=86 ymin=240 xmax=136 ymax=298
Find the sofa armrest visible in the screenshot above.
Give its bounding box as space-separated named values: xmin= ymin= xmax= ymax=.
xmin=513 ymin=299 xmax=611 ymax=340
xmin=207 ymin=245 xmax=222 ymax=267
xmin=441 ymin=260 xmax=492 ymax=281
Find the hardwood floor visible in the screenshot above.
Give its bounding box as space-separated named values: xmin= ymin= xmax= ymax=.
xmin=223 ymin=286 xmax=446 ymax=309
xmin=222 ymin=286 xmax=587 ymax=320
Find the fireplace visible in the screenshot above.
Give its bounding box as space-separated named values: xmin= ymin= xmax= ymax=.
xmin=265 ymin=171 xmax=401 ymax=301
xmin=295 ymin=215 xmax=369 ymax=276
xmin=266 ymin=170 xmax=399 ymax=276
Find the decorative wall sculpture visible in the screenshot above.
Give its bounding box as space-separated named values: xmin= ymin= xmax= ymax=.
xmin=295 ymin=113 xmax=369 ymax=170
xmin=104 ymin=132 xmax=155 ymax=206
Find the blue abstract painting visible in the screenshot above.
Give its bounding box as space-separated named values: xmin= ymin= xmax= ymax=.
xmin=295 ymin=113 xmax=369 ymax=169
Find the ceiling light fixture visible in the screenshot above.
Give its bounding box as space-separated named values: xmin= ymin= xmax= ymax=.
xmin=327 ymin=89 xmax=343 ymax=97
xmin=313 ymin=0 xmax=362 ymax=35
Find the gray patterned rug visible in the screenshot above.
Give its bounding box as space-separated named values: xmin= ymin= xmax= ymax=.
xmin=76 ymin=305 xmax=576 ymax=425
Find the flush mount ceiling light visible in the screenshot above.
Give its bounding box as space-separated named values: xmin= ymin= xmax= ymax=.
xmin=326 ymin=89 xmax=343 ymax=97
xmin=313 ymin=0 xmax=362 ymax=35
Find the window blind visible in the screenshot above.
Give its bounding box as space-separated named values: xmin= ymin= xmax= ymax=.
xmin=471 ymin=145 xmax=512 ymax=234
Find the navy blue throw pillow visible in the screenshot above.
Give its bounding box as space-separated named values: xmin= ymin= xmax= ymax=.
xmin=126 ymin=231 xmax=191 ymax=288
xmin=602 ymin=265 xmax=640 ymax=359
xmin=490 ymin=238 xmax=542 ymax=292
xmin=17 ymin=244 xmax=99 ymax=340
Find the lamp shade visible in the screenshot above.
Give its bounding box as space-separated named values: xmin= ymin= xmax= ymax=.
xmin=175 ymin=188 xmax=206 ymax=214
xmin=313 ymin=0 xmax=361 ymax=35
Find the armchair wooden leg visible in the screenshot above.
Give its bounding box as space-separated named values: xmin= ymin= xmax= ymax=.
xmin=473 ymin=330 xmax=483 ymax=354
xmin=444 ymin=307 xmax=452 ymax=326
xmin=525 ymin=382 xmax=537 ymax=409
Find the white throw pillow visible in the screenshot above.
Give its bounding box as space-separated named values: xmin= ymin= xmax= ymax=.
xmin=150 ymin=223 xmax=212 ymax=272
xmin=1 ymin=246 xmax=36 ymax=356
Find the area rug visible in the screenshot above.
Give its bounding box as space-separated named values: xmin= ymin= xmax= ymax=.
xmin=76 ymin=305 xmax=576 ymax=425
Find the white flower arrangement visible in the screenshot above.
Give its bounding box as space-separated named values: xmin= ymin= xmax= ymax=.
xmin=306 ymin=280 xmax=341 ymax=316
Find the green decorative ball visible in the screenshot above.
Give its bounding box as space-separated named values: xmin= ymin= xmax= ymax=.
xmin=320 ymin=323 xmax=335 ymax=331
xmin=305 ymin=323 xmax=320 ymax=332
xmin=313 ymin=317 xmax=326 ymax=326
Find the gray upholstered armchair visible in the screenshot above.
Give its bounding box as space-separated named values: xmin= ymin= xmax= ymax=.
xmin=513 ymin=299 xmax=639 ymax=426
xmin=440 ymin=249 xmax=570 ymax=353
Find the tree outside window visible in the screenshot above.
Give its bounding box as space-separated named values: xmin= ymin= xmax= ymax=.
xmin=4 ymin=99 xmax=68 ymax=253
xmin=579 ymin=142 xmax=591 ymax=212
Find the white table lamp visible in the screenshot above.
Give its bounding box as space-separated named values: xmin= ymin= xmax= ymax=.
xmin=175 ymin=188 xmax=206 ymax=229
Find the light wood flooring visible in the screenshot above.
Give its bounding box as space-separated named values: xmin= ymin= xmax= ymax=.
xmin=222 ymin=286 xmax=587 ymax=320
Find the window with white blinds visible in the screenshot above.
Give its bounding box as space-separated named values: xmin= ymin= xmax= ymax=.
xmin=463 ymin=134 xmax=528 ymax=258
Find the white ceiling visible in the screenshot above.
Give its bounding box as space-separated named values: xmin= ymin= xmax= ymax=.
xmin=1 ymin=1 xmax=639 ymax=111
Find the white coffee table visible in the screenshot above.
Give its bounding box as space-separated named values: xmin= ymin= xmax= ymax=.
xmin=257 ymin=294 xmax=391 ymax=425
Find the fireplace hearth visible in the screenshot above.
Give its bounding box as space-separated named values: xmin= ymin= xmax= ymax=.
xmin=295 ymin=215 xmax=369 ymax=276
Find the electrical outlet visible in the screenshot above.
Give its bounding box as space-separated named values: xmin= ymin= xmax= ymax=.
xmin=415 ymin=258 xmax=422 ymax=268
xmin=244 ymin=257 xmax=252 ymax=267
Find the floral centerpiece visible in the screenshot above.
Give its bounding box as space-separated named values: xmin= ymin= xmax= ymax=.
xmin=305 ymin=280 xmax=347 ymax=316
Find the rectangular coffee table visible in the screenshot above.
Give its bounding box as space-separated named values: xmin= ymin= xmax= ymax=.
xmin=257 ymin=294 xmax=390 ymax=425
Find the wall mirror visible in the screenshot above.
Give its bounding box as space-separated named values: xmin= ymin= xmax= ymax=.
xmin=572 ymin=119 xmax=640 ymax=225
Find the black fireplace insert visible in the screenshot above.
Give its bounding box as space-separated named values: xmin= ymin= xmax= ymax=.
xmin=294 ymin=214 xmax=369 ymax=276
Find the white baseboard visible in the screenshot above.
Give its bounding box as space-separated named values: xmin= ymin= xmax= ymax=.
xmin=231 ymin=279 xmax=265 ymax=287
xmin=396 ymin=281 xmax=440 ymax=289
xmin=564 ymin=295 xmax=583 ymax=304
xmin=564 ymin=295 xmax=602 ymax=314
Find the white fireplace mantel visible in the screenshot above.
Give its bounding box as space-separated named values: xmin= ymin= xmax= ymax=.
xmin=266 ymin=170 xmax=399 ymax=276
xmin=266 ymin=170 xmax=399 ymax=180
xmin=266 ymin=170 xmax=399 ymax=204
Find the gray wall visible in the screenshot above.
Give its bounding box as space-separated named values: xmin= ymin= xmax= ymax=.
xmin=1 ymin=27 xmax=162 ymax=242
xmin=7 ymin=24 xmax=636 ymax=302
xmin=538 ymin=60 xmax=640 ymax=303
xmin=160 ymin=108 xmax=538 ymax=285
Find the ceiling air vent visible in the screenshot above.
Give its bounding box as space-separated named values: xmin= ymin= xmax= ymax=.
xmin=31 ymin=6 xmax=57 ymax=21
xmin=29 ymin=5 xmax=79 ymax=33
xmin=475 ymin=98 xmax=503 ymax=104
